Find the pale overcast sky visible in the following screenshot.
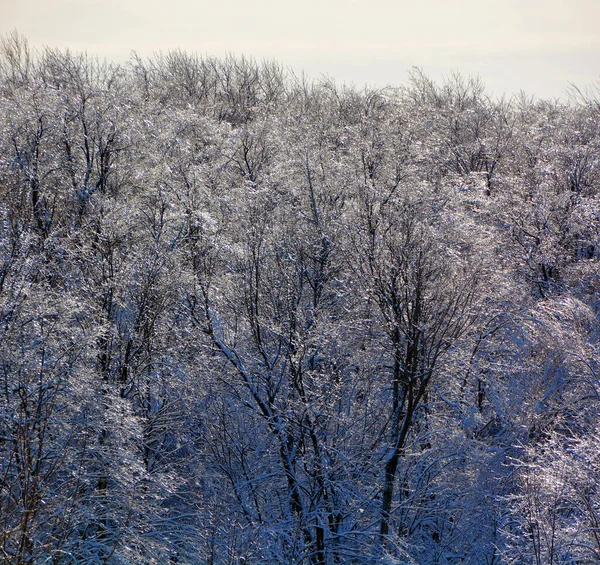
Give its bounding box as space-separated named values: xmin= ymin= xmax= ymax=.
xmin=1 ymin=0 xmax=599 ymax=98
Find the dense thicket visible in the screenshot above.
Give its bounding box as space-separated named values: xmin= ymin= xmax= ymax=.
xmin=1 ymin=33 xmax=599 ymax=565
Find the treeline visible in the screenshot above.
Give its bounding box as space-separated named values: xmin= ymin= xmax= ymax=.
xmin=1 ymin=32 xmax=599 ymax=565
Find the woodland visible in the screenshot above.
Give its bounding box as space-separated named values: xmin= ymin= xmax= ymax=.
xmin=1 ymin=33 xmax=599 ymax=565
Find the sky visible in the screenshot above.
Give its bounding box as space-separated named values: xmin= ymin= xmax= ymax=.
xmin=1 ymin=0 xmax=599 ymax=99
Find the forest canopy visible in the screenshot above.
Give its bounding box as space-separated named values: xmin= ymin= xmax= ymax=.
xmin=1 ymin=33 xmax=599 ymax=565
